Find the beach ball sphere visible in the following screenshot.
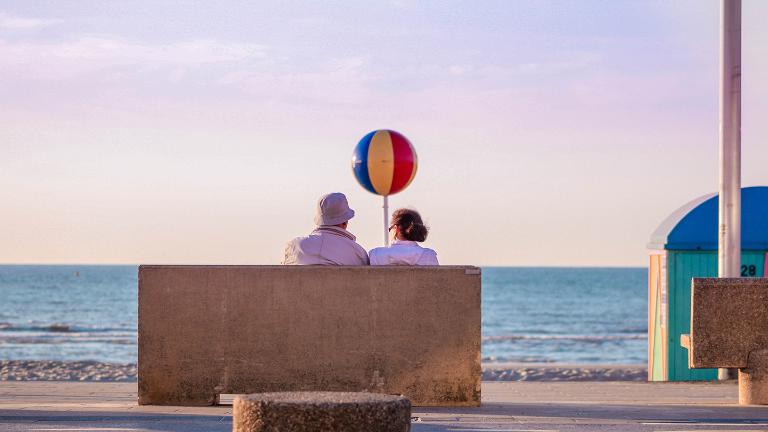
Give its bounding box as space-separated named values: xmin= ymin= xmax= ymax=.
xmin=351 ymin=129 xmax=418 ymax=196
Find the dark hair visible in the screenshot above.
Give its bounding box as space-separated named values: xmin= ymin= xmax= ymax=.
xmin=391 ymin=208 xmax=429 ymax=242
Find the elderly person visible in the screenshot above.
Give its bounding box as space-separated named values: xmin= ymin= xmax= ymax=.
xmin=369 ymin=208 xmax=438 ymax=266
xmin=283 ymin=192 xmax=369 ymax=265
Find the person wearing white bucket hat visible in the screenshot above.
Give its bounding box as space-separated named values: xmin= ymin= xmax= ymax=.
xmin=283 ymin=192 xmax=369 ymax=265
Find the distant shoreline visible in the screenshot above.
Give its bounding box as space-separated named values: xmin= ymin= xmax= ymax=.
xmin=0 ymin=360 xmax=647 ymax=382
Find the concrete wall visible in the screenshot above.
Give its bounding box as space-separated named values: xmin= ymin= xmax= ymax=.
xmin=138 ymin=265 xmax=481 ymax=407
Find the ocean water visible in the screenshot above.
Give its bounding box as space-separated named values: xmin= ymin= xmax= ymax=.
xmin=0 ymin=266 xmax=647 ymax=365
xmin=482 ymin=267 xmax=646 ymax=365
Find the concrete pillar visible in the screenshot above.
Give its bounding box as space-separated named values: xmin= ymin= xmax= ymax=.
xmin=738 ymin=349 xmax=768 ymax=405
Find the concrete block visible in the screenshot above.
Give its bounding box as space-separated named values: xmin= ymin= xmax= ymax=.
xmin=232 ymin=391 xmax=411 ymax=432
xmin=688 ymin=278 xmax=768 ymax=369
xmin=138 ymin=265 xmax=481 ymax=407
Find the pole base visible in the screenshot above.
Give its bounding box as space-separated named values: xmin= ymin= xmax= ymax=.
xmin=739 ymin=349 xmax=768 ymax=405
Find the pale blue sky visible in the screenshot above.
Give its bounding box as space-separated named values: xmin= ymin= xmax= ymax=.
xmin=1 ymin=1 xmax=766 ymax=265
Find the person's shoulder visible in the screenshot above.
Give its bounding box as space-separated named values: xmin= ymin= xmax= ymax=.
xmin=283 ymin=236 xmax=308 ymax=265
xmin=358 ymin=242 xmax=369 ymax=252
xmin=367 ymin=246 xmax=389 ymax=265
xmin=333 ymin=238 xmax=368 ymax=265
xmin=368 ymin=246 xmax=388 ymax=256
xmin=419 ymin=247 xmax=439 ymax=265
xmin=290 ymin=234 xmax=324 ymax=255
xmin=284 ymin=236 xmax=303 ymax=252
xmin=286 ymin=235 xmax=310 ymax=248
xmin=286 ymin=235 xmax=305 ymax=244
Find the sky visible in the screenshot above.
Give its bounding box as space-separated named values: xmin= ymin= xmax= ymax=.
xmin=1 ymin=0 xmax=767 ymax=266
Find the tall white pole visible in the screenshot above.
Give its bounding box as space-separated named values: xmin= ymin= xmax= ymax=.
xmin=718 ymin=0 xmax=741 ymax=381
xmin=383 ymin=195 xmax=390 ymax=247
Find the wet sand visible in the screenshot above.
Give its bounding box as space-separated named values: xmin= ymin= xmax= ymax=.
xmin=0 ymin=360 xmax=136 ymax=382
xmin=482 ymin=361 xmax=646 ymax=381
xmin=1 ymin=360 xmax=644 ymax=382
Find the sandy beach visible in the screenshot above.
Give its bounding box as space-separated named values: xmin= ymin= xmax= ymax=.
xmin=0 ymin=360 xmax=645 ymax=382
xmin=0 ymin=361 xmax=136 ymax=382
xmin=482 ymin=362 xmax=646 ymax=381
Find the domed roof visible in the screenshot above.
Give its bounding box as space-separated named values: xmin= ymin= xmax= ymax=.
xmin=648 ymin=186 xmax=768 ymax=251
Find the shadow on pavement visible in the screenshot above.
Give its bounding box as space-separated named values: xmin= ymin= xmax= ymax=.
xmin=416 ymin=401 xmax=768 ymax=423
xmin=0 ymin=410 xmax=232 ymax=432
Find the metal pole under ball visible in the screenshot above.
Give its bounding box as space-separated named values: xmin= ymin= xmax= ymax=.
xmin=383 ymin=195 xmax=389 ymax=247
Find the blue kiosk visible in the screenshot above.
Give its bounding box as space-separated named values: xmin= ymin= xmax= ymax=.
xmin=647 ymin=186 xmax=768 ymax=381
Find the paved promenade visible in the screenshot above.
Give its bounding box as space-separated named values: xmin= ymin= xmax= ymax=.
xmin=2 ymin=380 xmax=768 ymax=431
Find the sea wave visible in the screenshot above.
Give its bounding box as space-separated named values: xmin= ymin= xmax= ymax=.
xmin=483 ymin=334 xmax=647 ymax=343
xmin=617 ymin=326 xmax=648 ymax=334
xmin=0 ymin=336 xmax=136 ymax=345
xmin=482 ymin=355 xmax=556 ymax=363
xmin=0 ymin=323 xmax=132 ymax=333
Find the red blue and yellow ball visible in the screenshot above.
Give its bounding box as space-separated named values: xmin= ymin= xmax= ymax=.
xmin=351 ymin=129 xmax=418 ymax=196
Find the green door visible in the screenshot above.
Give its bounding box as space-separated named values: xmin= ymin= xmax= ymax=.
xmin=667 ymin=251 xmax=765 ymax=381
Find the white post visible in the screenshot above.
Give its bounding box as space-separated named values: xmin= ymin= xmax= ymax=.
xmin=718 ymin=0 xmax=741 ymax=381
xmin=383 ymin=195 xmax=390 ymax=247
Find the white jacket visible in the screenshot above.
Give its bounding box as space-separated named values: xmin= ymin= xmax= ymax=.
xmin=368 ymin=240 xmax=439 ymax=266
xmin=283 ymin=226 xmax=369 ymax=266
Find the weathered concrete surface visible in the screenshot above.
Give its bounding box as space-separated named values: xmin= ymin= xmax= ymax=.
xmin=739 ymin=349 xmax=768 ymax=405
xmin=138 ymin=265 xmax=481 ymax=407
xmin=232 ymin=392 xmax=410 ymax=432
xmin=688 ymin=277 xmax=768 ymax=368
xmin=6 ymin=381 xmax=768 ymax=431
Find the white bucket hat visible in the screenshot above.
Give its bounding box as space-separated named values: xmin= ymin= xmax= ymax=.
xmin=314 ymin=192 xmax=355 ymax=226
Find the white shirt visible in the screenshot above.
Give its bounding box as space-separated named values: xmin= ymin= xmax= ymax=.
xmin=283 ymin=226 xmax=369 ymax=266
xmin=368 ymin=240 xmax=439 ymax=266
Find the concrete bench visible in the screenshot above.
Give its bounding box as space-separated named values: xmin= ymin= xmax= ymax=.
xmin=232 ymin=392 xmax=411 ymax=432
xmin=138 ymin=265 xmax=481 ymax=407
xmin=680 ymin=277 xmax=768 ymax=404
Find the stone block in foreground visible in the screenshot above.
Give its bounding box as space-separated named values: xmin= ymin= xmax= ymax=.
xmin=232 ymin=391 xmax=411 ymax=432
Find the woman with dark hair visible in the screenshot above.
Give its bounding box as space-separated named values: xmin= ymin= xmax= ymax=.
xmin=369 ymin=208 xmax=439 ymax=266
